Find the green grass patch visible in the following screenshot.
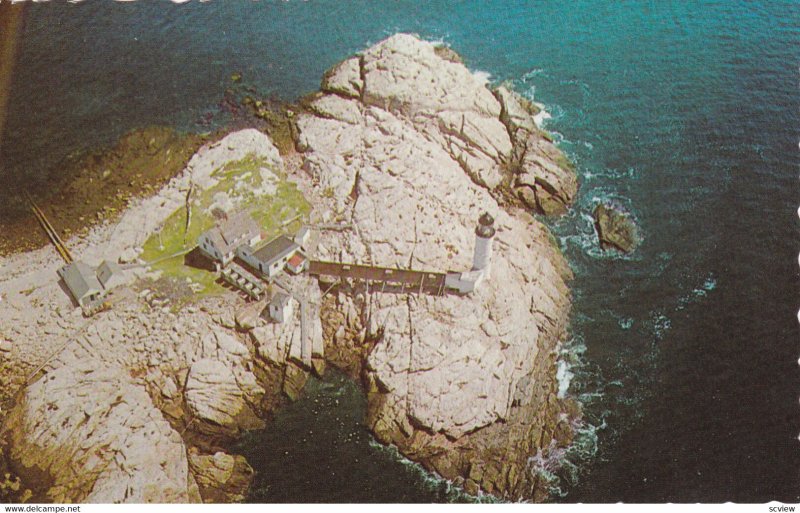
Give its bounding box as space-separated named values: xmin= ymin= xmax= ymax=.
xmin=140 ymin=153 xmax=311 ymax=303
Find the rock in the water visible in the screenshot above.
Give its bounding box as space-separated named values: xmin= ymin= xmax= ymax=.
xmin=514 ymin=132 xmax=578 ymax=216
xmin=593 ymin=203 xmax=638 ymax=253
xmin=321 ymin=56 xmax=363 ymax=98
xmin=282 ymin=363 xmax=309 ymax=401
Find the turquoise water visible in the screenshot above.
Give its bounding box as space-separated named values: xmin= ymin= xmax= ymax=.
xmin=3 ymin=0 xmax=799 ymax=503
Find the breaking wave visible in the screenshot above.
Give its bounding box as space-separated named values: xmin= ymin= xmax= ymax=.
xmin=368 ymin=441 xmax=499 ymax=503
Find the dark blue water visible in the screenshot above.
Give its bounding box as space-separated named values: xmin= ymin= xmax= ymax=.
xmin=3 ymin=0 xmax=799 ymax=503
xmin=231 ymin=371 xmax=487 ymax=503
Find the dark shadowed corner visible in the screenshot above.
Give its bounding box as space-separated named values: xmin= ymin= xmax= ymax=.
xmin=0 ymin=1 xmax=25 ymax=166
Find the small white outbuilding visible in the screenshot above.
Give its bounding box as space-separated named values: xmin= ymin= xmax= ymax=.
xmin=267 ymin=292 xmax=293 ymax=324
xmin=58 ymin=261 xmax=105 ymax=308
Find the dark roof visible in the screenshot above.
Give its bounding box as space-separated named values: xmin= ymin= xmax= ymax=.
xmin=476 ymin=225 xmax=495 ymax=238
xmin=252 ymin=235 xmax=299 ymax=265
xmin=476 ymin=212 xmax=496 ymax=238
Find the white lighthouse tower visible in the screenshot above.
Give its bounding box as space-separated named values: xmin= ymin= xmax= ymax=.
xmin=472 ymin=212 xmax=496 ymax=275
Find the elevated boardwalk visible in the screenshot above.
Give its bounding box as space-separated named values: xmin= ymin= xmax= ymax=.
xmin=308 ymin=260 xmax=448 ymax=296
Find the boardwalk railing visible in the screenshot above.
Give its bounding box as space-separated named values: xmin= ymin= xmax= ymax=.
xmin=308 ymin=260 xmax=448 ymax=296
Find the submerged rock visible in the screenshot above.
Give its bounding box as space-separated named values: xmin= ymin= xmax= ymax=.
xmin=0 ymin=126 xmax=206 ymax=257
xmin=593 ymin=203 xmax=638 ymax=253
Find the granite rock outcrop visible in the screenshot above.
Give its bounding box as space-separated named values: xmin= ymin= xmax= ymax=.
xmin=0 ymin=34 xmax=580 ymax=504
xmin=294 ymin=34 xmax=579 ymax=500
xmin=0 ymin=130 xmax=315 ymax=503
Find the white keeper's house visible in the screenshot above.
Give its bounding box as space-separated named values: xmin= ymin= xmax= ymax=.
xmin=197 ymin=211 xmax=262 ymax=266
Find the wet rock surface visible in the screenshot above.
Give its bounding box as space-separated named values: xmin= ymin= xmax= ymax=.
xmin=593 ymin=203 xmax=638 ymax=253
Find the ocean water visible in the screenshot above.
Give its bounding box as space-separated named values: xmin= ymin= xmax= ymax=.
xmin=231 ymin=371 xmax=489 ymax=503
xmin=3 ymin=0 xmax=799 ymax=503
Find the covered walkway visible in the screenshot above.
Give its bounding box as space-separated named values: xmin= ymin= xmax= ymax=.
xmin=308 ymin=260 xmax=448 ymax=296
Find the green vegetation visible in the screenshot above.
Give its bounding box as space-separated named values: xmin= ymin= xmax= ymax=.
xmin=140 ymin=154 xmax=311 ymax=302
xmin=553 ymin=151 xmax=575 ymax=173
xmin=537 ymin=128 xmax=555 ymax=143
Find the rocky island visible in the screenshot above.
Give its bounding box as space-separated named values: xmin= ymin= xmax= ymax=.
xmin=0 ymin=34 xmax=579 ymax=503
